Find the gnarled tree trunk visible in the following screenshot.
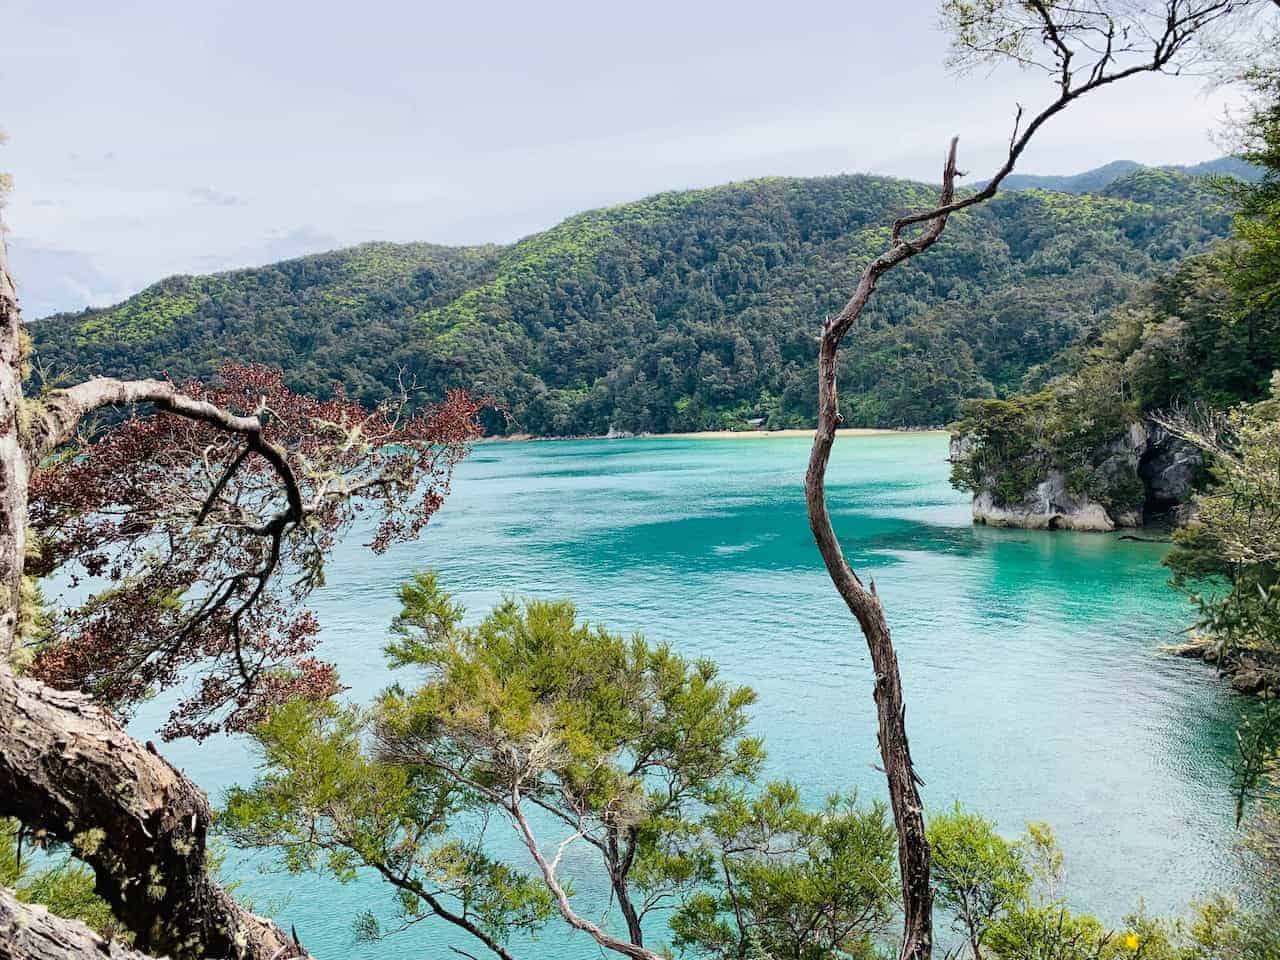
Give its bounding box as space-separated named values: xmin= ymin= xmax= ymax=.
xmin=803 ymin=140 xmax=958 ymax=960
xmin=0 ymin=670 xmax=296 ymax=959
xmin=0 ymin=230 xmax=300 ymax=959
xmin=0 ymin=888 xmax=157 ymax=960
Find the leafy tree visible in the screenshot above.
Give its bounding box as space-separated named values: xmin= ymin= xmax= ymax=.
xmin=375 ymin=572 xmax=764 ymax=954
xmin=920 ymin=813 xmax=1280 ymax=960
xmin=228 ymin=573 xmax=901 ymax=960
xmin=926 ymin=806 xmax=1029 ymax=960
xmin=1159 ymin=381 xmax=1280 ymax=814
xmin=26 ymin=364 xmax=482 ymax=739
xmin=223 ymin=697 xmax=553 ymax=960
xmin=670 ymin=782 xmax=897 ymax=960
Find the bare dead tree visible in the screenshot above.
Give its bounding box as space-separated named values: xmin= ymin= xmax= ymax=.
xmin=803 ymin=2 xmax=1271 ymax=958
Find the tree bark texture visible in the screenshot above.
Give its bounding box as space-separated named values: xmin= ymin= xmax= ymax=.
xmin=0 ymin=230 xmax=28 ymax=660
xmin=0 ymin=231 xmax=300 ymax=960
xmin=804 ymin=140 xmax=958 ymax=960
xmin=0 ymin=887 xmax=160 ymax=960
xmin=0 ymin=668 xmax=297 ymax=959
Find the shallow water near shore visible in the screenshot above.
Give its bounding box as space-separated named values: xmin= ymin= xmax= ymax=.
xmin=134 ymin=432 xmax=1244 ymax=958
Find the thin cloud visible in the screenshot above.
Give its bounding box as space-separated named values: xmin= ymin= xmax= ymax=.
xmin=188 ymin=186 xmax=247 ymax=208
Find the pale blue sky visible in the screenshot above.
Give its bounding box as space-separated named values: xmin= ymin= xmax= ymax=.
xmin=0 ymin=0 xmax=1256 ymax=316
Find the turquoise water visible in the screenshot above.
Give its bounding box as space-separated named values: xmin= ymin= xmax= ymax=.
xmin=132 ymin=433 xmax=1243 ymax=958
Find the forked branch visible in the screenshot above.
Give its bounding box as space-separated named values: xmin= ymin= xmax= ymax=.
xmin=805 ymin=4 xmax=1269 ymax=959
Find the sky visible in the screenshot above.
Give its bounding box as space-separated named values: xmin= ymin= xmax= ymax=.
xmin=0 ymin=0 xmax=1253 ymax=317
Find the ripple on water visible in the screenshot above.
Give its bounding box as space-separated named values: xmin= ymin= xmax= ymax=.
xmin=129 ymin=434 xmax=1242 ymax=959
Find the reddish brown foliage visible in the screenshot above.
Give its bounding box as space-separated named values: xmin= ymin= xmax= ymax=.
xmin=28 ymin=363 xmax=482 ymax=739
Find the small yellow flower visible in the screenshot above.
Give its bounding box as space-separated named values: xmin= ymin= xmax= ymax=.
xmin=1123 ymin=932 xmax=1141 ymax=951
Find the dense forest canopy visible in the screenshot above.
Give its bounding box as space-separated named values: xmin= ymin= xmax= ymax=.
xmin=30 ymin=165 xmax=1234 ymax=435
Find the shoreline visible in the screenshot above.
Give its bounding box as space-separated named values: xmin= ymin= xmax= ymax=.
xmin=1167 ymin=638 xmax=1280 ymax=698
xmin=479 ymin=427 xmax=949 ymax=443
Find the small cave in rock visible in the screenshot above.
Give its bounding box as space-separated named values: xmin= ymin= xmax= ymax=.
xmin=1138 ymin=439 xmax=1180 ymax=523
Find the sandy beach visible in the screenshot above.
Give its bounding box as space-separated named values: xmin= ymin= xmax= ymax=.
xmin=481 ymin=427 xmax=947 ymax=442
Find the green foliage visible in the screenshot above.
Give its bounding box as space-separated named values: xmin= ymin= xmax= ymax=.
xmin=230 ymin=573 xmax=1280 ymax=959
xmin=1161 ymin=382 xmax=1280 ymax=818
xmin=0 ymin=818 xmax=120 ymax=938
xmin=376 ymin=573 xmax=768 ymax=943
xmin=929 ymin=819 xmax=1241 ymax=960
xmin=949 ymin=361 xmax=1140 ymax=511
xmin=670 ymin=782 xmax=897 ymax=960
xmin=927 ymin=804 xmax=1030 ymax=957
xmin=952 ymin=77 xmax=1280 ymax=511
xmin=223 ymin=695 xmax=555 ymax=950
xmin=1230 ymin=703 xmax=1280 ymax=820
xmin=74 ymin=284 xmax=199 ymax=346
xmin=1219 ymin=65 xmax=1280 ymax=324
xmin=950 ymin=215 xmax=1274 ymax=510
xmin=230 ymin=573 xmax=908 ymax=959
xmin=32 ymin=170 xmax=1230 ymax=434
xmin=377 ymin=572 xmax=765 ymax=823
xmin=985 ymin=905 xmax=1117 ymax=960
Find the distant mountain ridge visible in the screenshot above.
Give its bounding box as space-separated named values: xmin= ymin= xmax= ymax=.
xmin=993 ymin=155 xmax=1262 ymax=193
xmin=30 ymin=163 xmax=1236 ymax=435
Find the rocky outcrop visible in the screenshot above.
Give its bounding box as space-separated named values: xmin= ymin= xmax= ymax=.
xmin=1168 ymin=638 xmax=1280 ymax=699
xmin=951 ymin=419 xmax=1201 ymax=532
xmin=1139 ymin=422 xmax=1202 ymax=521
xmin=969 ymin=482 xmax=1118 ymax=531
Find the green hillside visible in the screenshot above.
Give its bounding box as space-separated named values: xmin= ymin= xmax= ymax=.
xmin=31 ymin=168 xmax=1233 ymax=434
xmin=995 ymin=156 xmax=1261 ymax=193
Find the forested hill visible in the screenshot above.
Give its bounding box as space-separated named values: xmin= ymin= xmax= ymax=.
xmin=993 ymin=156 xmax=1260 ymax=193
xmin=31 ymin=166 xmax=1233 ymax=435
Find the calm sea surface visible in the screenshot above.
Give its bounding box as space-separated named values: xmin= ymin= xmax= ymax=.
xmin=133 ymin=433 xmax=1243 ymax=958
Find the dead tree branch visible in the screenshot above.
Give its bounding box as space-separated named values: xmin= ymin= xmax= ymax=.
xmin=805 ymin=3 xmax=1266 ymax=958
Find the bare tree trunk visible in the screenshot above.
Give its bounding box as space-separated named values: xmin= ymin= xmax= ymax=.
xmin=798 ymin=10 xmax=1232 ymax=944
xmin=0 ymin=887 xmax=159 ymax=960
xmin=804 ymin=141 xmax=958 ymax=960
xmin=0 ymin=231 xmax=28 ymax=660
xmin=0 ymin=230 xmax=300 ymax=960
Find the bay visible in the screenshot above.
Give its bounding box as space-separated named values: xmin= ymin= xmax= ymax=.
xmin=135 ymin=432 xmax=1243 ymax=958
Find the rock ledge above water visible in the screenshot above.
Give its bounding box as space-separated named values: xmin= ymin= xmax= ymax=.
xmin=950 ymin=419 xmax=1202 ymax=532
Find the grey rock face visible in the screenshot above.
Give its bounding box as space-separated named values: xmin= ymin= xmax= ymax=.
xmin=954 ymin=418 xmax=1201 ymax=531
xmin=971 ymin=477 xmax=1117 ymax=531
xmin=1140 ymin=423 xmax=1202 ymax=512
